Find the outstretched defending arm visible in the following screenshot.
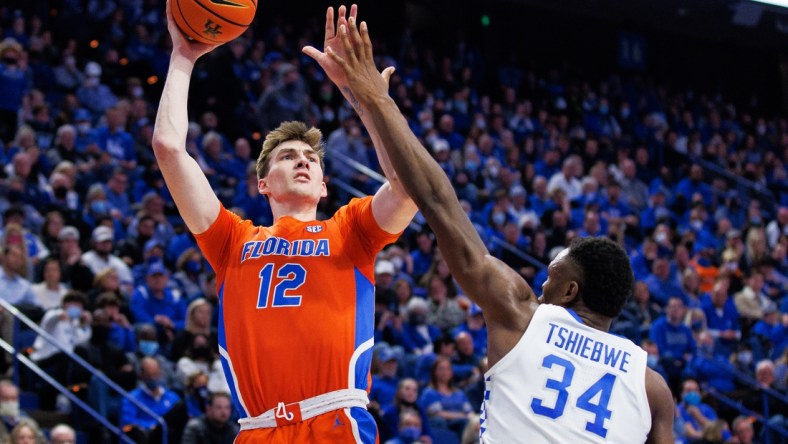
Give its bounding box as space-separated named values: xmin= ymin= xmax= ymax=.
xmin=151 ymin=0 xmax=221 ymax=234
xmin=320 ymin=15 xmax=538 ymax=365
xmin=304 ymin=6 xmax=417 ymax=235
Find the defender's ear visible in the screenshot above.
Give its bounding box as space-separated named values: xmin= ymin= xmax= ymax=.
xmin=561 ymin=280 xmax=580 ymax=305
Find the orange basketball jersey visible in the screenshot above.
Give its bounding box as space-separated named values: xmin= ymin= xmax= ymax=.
xmin=194 ymin=196 xmax=399 ymax=421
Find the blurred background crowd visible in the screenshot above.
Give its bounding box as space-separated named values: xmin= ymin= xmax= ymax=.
xmin=0 ymin=0 xmax=786 ymax=443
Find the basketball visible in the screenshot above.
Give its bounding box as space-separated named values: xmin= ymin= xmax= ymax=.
xmin=172 ymin=0 xmax=257 ymax=44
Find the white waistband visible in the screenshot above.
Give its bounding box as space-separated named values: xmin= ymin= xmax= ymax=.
xmin=238 ymin=388 xmax=369 ymax=430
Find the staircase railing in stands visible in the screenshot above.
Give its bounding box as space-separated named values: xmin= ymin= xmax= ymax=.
xmin=706 ymin=388 xmax=788 ymax=444
xmin=330 ymin=152 xmax=547 ymax=271
xmin=0 ymin=298 xmax=167 ymax=444
xmin=683 ymin=152 xmax=778 ymax=218
xmin=728 ymin=365 xmax=788 ymax=422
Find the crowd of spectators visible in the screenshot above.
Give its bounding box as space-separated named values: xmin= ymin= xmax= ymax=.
xmin=0 ymin=1 xmax=786 ymax=443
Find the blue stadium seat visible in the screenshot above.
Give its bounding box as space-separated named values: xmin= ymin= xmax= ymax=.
xmin=19 ymin=391 xmax=39 ymax=410
xmin=431 ymin=428 xmax=461 ymax=444
xmin=15 ymin=329 xmax=37 ymax=350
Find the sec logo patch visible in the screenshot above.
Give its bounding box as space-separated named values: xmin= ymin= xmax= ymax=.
xmin=305 ymin=225 xmax=323 ymax=233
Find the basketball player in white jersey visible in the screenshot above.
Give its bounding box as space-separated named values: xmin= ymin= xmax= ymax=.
xmin=304 ymin=10 xmax=675 ymax=443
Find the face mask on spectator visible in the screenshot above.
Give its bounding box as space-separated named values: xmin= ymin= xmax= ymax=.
xmin=389 ymin=256 xmax=403 ymax=272
xmin=132 ymin=86 xmax=144 ymax=98
xmin=143 ymin=378 xmax=162 ymax=391
xmin=583 ymin=99 xmax=596 ymax=111
xmin=66 ymin=305 xmax=82 ymax=320
xmin=53 ymin=186 xmax=68 ymax=200
xmin=699 ymin=344 xmax=713 ymax=356
xmin=400 ymin=426 xmax=421 ymax=442
xmin=185 ymin=260 xmax=202 ymax=274
xmin=682 ymin=392 xmax=701 ymax=406
xmin=409 ymin=313 xmax=427 ymax=326
xmin=492 ymin=212 xmax=506 ymax=227
xmin=0 ymin=401 xmax=19 ymax=418
xmin=192 ymin=345 xmax=212 ymax=360
xmin=737 ymin=351 xmax=753 ymax=366
xmin=77 ymin=122 xmax=91 ymax=134
xmin=91 ymin=200 xmax=110 ymax=215
xmin=646 ymin=355 xmax=658 ymax=368
xmin=139 ymin=340 xmax=159 ymax=357
xmin=465 ymin=160 xmax=478 ymax=172
xmin=86 ymin=77 xmax=99 ymax=87
xmin=195 ymin=386 xmax=209 ymax=401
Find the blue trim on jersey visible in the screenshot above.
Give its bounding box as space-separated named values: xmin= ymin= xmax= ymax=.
xmin=353 ymin=268 xmax=375 ymax=390
xmin=565 ymin=307 xmax=583 ymax=324
xmin=216 ymin=283 xmax=249 ymax=418
xmin=217 ymin=282 xmax=227 ymax=349
xmin=566 ymin=306 xmax=630 ymax=341
xmin=349 ymin=406 xmax=378 ymax=444
xmin=217 ymin=282 xmax=226 ymax=349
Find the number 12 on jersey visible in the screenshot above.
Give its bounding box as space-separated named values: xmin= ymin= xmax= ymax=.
xmin=256 ymin=263 xmax=306 ymax=308
xmin=530 ymin=354 xmax=617 ymax=438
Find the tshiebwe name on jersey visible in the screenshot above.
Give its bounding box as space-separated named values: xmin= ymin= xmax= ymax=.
xmin=240 ymin=237 xmax=330 ymax=263
xmin=545 ymin=322 xmax=632 ymax=373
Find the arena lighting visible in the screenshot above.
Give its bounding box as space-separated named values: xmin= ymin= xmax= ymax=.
xmin=750 ymin=0 xmax=788 ymax=8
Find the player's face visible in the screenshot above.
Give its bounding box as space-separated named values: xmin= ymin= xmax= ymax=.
xmin=259 ymin=140 xmax=326 ymax=203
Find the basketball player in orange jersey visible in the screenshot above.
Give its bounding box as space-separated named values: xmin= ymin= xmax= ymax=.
xmin=153 ymin=2 xmax=417 ymax=442
xmin=308 ymin=13 xmax=676 ymax=444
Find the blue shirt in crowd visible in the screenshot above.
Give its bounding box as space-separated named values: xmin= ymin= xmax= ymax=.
xmin=120 ymin=386 xmax=181 ymax=429
xmin=130 ymin=285 xmax=187 ymax=331
xmin=650 ymin=316 xmax=696 ymax=361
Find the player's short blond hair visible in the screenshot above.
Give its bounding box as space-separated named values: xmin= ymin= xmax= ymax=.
xmin=256 ymin=121 xmax=325 ymax=179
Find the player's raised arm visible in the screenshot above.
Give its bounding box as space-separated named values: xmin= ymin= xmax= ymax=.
xmin=322 ymin=13 xmax=538 ymax=362
xmin=151 ymin=0 xmax=221 ymax=234
xmin=303 ymin=5 xmax=417 ymax=235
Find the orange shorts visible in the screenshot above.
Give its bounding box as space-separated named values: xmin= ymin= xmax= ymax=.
xmin=234 ymin=407 xmax=378 ymax=444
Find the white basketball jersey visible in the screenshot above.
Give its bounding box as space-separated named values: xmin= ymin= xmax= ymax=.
xmin=480 ymin=304 xmax=651 ymax=443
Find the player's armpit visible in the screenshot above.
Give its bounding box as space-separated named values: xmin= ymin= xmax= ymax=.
xmin=476 ymin=255 xmax=537 ymax=367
